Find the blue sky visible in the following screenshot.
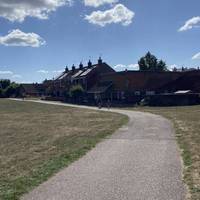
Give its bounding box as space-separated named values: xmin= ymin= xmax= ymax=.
xmin=0 ymin=0 xmax=200 ymax=83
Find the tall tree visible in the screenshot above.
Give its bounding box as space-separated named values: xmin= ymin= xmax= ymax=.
xmin=0 ymin=79 xmax=11 ymax=89
xmin=4 ymin=83 xmax=20 ymax=97
xmin=138 ymin=57 xmax=146 ymax=71
xmin=138 ymin=52 xmax=167 ymax=71
xmin=157 ymin=60 xmax=167 ymax=71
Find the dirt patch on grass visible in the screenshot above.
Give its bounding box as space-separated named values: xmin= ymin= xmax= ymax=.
xmin=0 ymin=99 xmax=128 ymax=200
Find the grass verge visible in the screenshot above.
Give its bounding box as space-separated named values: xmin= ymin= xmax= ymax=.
xmin=0 ymin=99 xmax=128 ymax=200
xmin=130 ymin=105 xmax=200 ymax=200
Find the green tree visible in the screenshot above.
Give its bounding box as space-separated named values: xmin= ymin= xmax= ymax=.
xmin=157 ymin=60 xmax=167 ymax=71
xmin=0 ymin=79 xmax=11 ymax=89
xmin=0 ymin=80 xmax=20 ymax=98
xmin=69 ymin=85 xmax=84 ymax=102
xmin=4 ymin=83 xmax=20 ymax=97
xmin=138 ymin=52 xmax=167 ymax=71
xmin=138 ymin=57 xmax=146 ymax=71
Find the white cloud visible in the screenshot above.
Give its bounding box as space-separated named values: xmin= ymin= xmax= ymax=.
xmin=52 ymin=70 xmax=63 ymax=73
xmin=0 ymin=29 xmax=46 ymax=47
xmin=36 ymin=69 xmax=65 ymax=76
xmin=0 ymin=70 xmax=13 ymax=75
xmin=114 ymin=64 xmax=126 ymax=69
xmin=192 ymin=52 xmax=200 ymax=60
xmin=0 ymin=71 xmax=22 ymax=79
xmin=84 ymin=0 xmax=118 ymax=7
xmin=128 ymin=64 xmax=139 ymax=69
xmin=179 ymin=16 xmax=200 ymax=32
xmin=0 ymin=0 xmax=73 ymax=22
xmin=85 ymin=4 xmax=135 ymax=26
xmin=37 ymin=70 xmax=49 ymax=74
xmin=12 ymin=74 xmax=22 ymax=78
xmin=168 ymin=64 xmax=178 ymax=71
xmin=114 ymin=63 xmax=139 ymax=71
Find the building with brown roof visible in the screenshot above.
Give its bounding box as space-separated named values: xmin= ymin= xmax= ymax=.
xmin=158 ymin=70 xmax=200 ymax=93
xmin=45 ymin=58 xmax=115 ymax=99
xmin=45 ymin=58 xmax=200 ymax=105
xmin=19 ymin=83 xmax=45 ymax=97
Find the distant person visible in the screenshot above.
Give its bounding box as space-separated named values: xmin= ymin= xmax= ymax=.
xmin=98 ymin=101 xmax=102 ymax=109
xmin=107 ymin=99 xmax=111 ymax=109
xmin=22 ymin=93 xmax=25 ymax=101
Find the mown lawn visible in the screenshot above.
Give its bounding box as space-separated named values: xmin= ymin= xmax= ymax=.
xmin=131 ymin=105 xmax=200 ymax=200
xmin=0 ymin=99 xmax=128 ymax=200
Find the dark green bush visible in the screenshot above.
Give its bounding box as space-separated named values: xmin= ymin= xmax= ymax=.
xmin=0 ymin=80 xmax=20 ymax=98
xmin=69 ymin=85 xmax=84 ymax=102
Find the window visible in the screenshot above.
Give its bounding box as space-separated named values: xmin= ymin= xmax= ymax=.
xmin=121 ymin=91 xmax=125 ymax=99
xmin=146 ymin=91 xmax=155 ymax=95
xmin=135 ymin=91 xmax=141 ymax=95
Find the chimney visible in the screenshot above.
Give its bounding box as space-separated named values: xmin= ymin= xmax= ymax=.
xmin=88 ymin=60 xmax=92 ymax=68
xmin=72 ymin=64 xmax=76 ymax=71
xmin=98 ymin=57 xmax=103 ymax=65
xmin=79 ymin=62 xmax=83 ymax=70
xmin=65 ymin=66 xmax=69 ymax=72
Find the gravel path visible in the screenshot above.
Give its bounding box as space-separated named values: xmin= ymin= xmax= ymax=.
xmin=21 ymin=100 xmax=186 ymax=200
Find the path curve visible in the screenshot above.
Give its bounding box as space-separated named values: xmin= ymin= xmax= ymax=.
xmin=20 ymin=100 xmax=186 ymax=200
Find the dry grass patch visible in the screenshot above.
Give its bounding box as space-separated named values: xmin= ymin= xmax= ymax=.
xmin=0 ymin=99 xmax=128 ymax=200
xmin=130 ymin=105 xmax=200 ymax=200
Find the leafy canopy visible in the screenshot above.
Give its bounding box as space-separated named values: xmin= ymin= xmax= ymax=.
xmin=69 ymin=85 xmax=84 ymax=99
xmin=0 ymin=79 xmax=20 ymax=97
xmin=138 ymin=52 xmax=167 ymax=71
xmin=0 ymin=79 xmax=11 ymax=89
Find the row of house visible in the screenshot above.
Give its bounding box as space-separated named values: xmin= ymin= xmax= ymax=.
xmin=44 ymin=58 xmax=115 ymax=99
xmin=20 ymin=58 xmax=200 ymax=106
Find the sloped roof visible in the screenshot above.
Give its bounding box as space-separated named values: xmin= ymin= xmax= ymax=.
xmin=159 ymin=70 xmax=200 ymax=92
xmin=54 ymin=62 xmax=115 ymax=81
xmin=80 ymin=68 xmax=93 ymax=77
xmin=100 ymin=71 xmax=183 ymax=91
xmin=72 ymin=70 xmax=84 ymax=78
xmin=174 ymin=90 xmax=191 ymax=94
xmin=88 ymin=81 xmax=113 ymax=94
xmin=58 ymin=72 xmax=70 ymax=80
xmin=55 ymin=72 xmax=65 ymax=80
xmin=20 ymin=84 xmax=43 ymax=94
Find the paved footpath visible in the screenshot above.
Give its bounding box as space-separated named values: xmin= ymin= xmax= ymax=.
xmin=20 ymin=100 xmax=186 ymax=200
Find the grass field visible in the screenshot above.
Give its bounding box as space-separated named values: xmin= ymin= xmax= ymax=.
xmin=131 ymin=105 xmax=200 ymax=200
xmin=0 ymin=99 xmax=128 ymax=200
